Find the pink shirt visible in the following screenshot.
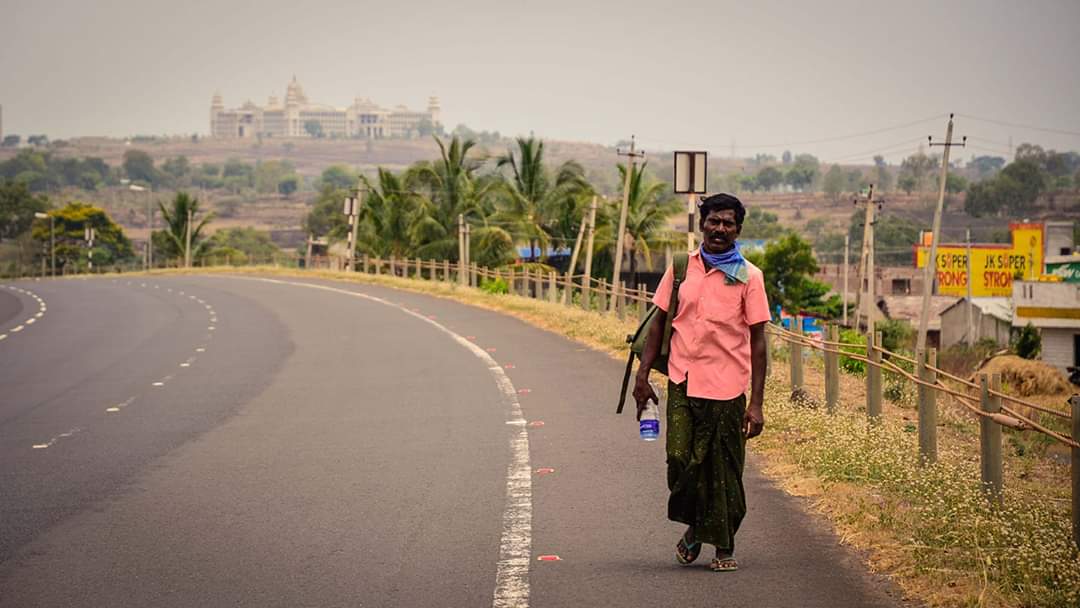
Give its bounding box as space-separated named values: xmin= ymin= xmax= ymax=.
xmin=652 ymin=249 xmax=771 ymax=400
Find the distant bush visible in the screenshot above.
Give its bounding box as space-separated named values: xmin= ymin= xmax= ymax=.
xmin=1014 ymin=322 xmax=1041 ymax=360
xmin=480 ymin=277 xmax=508 ymax=295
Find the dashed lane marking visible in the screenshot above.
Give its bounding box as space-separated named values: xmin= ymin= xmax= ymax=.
xmin=31 ymin=427 xmax=82 ymax=449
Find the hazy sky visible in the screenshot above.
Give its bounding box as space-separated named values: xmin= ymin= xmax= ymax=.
xmin=2 ymin=0 xmax=1078 ymax=162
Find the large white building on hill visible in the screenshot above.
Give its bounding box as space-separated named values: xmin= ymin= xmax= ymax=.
xmin=210 ymin=77 xmax=440 ymax=140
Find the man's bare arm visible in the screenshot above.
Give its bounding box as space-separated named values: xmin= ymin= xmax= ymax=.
xmin=631 ymin=308 xmax=666 ymax=420
xmin=744 ymin=321 xmax=767 ymax=438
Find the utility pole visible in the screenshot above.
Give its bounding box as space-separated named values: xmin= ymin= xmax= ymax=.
xmin=853 ymin=185 xmax=882 ymax=332
xmin=966 ymin=228 xmax=974 ymax=344
xmin=563 ymin=211 xmax=587 ymax=305
xmin=185 ymin=206 xmax=193 ymax=268
xmin=582 ymin=195 xmax=599 ymax=307
xmin=842 ymin=233 xmax=850 ymax=326
xmin=915 ymin=114 xmax=966 ymax=357
xmin=611 ymin=136 xmax=645 ymax=312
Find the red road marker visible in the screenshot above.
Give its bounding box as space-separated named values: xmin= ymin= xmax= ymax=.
xmin=527 ymin=421 xmax=545 ymax=428
xmin=537 ymin=555 xmax=562 ymax=562
xmin=517 ymin=388 xmax=531 ymax=394
xmin=427 ymin=315 xmax=437 ymax=320
xmin=534 ymin=467 xmax=555 ymax=475
xmin=467 ymin=335 xmax=476 ymax=340
xmin=503 ymin=364 xmax=515 ymax=369
xmin=487 ymin=348 xmax=497 ymax=352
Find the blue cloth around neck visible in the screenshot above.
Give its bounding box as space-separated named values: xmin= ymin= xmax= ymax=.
xmin=700 ymin=243 xmax=748 ymax=284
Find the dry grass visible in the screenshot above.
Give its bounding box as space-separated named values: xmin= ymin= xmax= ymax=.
xmin=975 ymin=355 xmax=1074 ymax=398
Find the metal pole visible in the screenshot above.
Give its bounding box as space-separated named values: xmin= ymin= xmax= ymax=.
xmin=917 ymin=347 xmax=938 ymax=464
xmin=842 ymin=234 xmax=849 ymax=326
xmin=686 ymin=192 xmax=695 ymax=251
xmin=972 ymin=226 xmax=980 ymax=345
xmin=916 ymin=114 xmax=962 ymax=357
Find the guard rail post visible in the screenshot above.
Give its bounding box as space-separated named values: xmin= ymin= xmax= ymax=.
xmin=790 ymin=317 xmax=804 ymax=395
xmin=1071 ymin=394 xmax=1079 ymax=548
xmin=824 ymin=324 xmax=839 ymax=413
xmin=867 ymin=331 xmax=882 ymax=423
xmin=917 ymin=348 xmax=938 ymax=465
xmin=980 ymin=373 xmax=1003 ymax=503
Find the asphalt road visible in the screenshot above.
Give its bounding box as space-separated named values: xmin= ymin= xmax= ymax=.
xmin=0 ymin=275 xmax=911 ymax=607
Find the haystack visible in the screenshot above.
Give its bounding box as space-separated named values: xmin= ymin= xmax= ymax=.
xmin=972 ymin=355 xmax=1072 ymax=397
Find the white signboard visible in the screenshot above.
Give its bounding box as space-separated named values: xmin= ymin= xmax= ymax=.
xmin=674 ymin=151 xmax=707 ymax=194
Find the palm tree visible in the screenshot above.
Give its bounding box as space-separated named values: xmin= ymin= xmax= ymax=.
xmin=355 ymin=168 xmax=423 ymax=258
xmin=492 ymin=137 xmax=590 ymax=262
xmin=408 ymin=135 xmax=514 ymax=267
xmin=615 ymin=163 xmax=681 ymax=285
xmin=157 ymin=192 xmax=213 ymax=264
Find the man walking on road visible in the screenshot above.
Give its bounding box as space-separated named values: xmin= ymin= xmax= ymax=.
xmin=633 ymin=193 xmax=770 ymax=572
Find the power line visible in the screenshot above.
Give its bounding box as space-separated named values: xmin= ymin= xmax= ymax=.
xmin=958 ymin=113 xmax=1080 ymax=138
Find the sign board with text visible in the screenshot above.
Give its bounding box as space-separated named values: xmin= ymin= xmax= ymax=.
xmin=914 ymin=223 xmax=1044 ymax=297
xmin=673 ymin=151 xmax=707 ymax=194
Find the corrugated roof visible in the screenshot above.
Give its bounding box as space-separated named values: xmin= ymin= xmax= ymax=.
xmin=969 ymin=297 xmax=1012 ymax=322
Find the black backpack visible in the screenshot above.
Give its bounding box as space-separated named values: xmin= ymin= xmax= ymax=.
xmin=616 ymin=253 xmax=688 ymax=413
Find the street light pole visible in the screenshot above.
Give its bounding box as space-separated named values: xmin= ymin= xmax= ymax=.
xmin=34 ymin=212 xmax=55 ymax=277
xmin=185 ymin=206 xmax=193 ymax=268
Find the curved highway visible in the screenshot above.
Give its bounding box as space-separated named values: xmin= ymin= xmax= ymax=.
xmin=0 ymin=275 xmax=908 ymax=607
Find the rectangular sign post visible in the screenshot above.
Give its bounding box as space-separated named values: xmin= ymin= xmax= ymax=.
xmin=674 ymin=151 xmax=708 ymax=251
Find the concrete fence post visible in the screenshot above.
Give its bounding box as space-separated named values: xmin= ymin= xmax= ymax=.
xmin=824 ymin=323 xmax=839 ymax=413
xmin=867 ymin=331 xmax=882 ymax=423
xmin=790 ymin=316 xmax=804 ymax=395
xmin=548 ymin=272 xmax=557 ymax=303
xmin=980 ymin=373 xmax=1003 ymax=503
xmin=373 ymin=257 xmax=380 ymax=275
xmin=1071 ymin=395 xmax=1079 ymax=549
xmin=442 ymin=259 xmax=450 ymax=283
xmin=917 ymin=348 xmax=939 ymax=465
xmin=362 ymin=255 xmax=369 ymax=274
xmin=598 ymin=279 xmax=608 ymax=313
xmin=616 ymin=281 xmax=627 ymax=320
xmin=638 ymin=283 xmax=648 ymax=323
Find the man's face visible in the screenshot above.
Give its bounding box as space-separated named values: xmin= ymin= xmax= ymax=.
xmin=701 ymin=209 xmax=741 ymax=254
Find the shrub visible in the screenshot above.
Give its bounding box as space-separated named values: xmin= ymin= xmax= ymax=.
xmin=838 ymin=328 xmax=866 ymax=374
xmin=480 ymin=277 xmax=509 ymax=295
xmin=1014 ymin=322 xmax=1041 ymax=360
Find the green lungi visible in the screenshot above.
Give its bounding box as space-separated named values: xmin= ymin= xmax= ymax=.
xmin=666 ymin=380 xmax=747 ymax=553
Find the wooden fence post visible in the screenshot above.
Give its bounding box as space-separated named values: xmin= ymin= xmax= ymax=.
xmin=548 ymin=272 xmax=557 ymax=303
xmin=824 ymin=323 xmax=839 ymax=413
xmin=415 ymin=257 xmax=421 ymax=280
xmin=980 ymin=373 xmax=1004 ymax=502
xmin=442 ymin=260 xmax=450 ymax=283
xmin=622 ymin=280 xmax=630 ymax=319
xmin=598 ymin=279 xmax=608 ymax=313
xmin=917 ymin=348 xmax=938 ymax=465
xmin=790 ymin=317 xmax=803 ymax=395
xmin=373 ymin=257 xmax=380 ymax=275
xmin=867 ymin=331 xmax=882 ymax=423
xmin=638 ymin=283 xmax=648 ymax=323
xmin=1071 ymin=395 xmax=1079 ymax=549
xmin=362 ymin=255 xmax=369 ymax=274
xmin=580 ymin=277 xmax=590 ymax=311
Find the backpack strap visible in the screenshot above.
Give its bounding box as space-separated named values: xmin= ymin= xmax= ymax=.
xmin=660 ymin=252 xmax=689 ymax=357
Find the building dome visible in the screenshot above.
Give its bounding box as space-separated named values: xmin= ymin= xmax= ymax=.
xmin=285 ymin=76 xmax=308 ymax=107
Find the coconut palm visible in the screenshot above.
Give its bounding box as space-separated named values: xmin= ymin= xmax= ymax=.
xmin=492 ymin=137 xmax=590 ymax=262
xmin=615 ymin=163 xmax=681 ymax=285
xmin=408 ymin=135 xmax=514 ymax=266
xmin=355 ymin=168 xmax=423 ymax=258
xmin=157 ymin=192 xmax=213 ymax=263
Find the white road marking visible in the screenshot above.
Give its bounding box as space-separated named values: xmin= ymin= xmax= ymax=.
xmin=35 ymin=312 xmax=43 ymax=318
xmin=180 ymin=362 xmax=190 ymax=367
xmin=196 ymin=347 xmax=206 ymax=352
xmin=0 ymin=335 xmax=7 ymax=341
xmin=11 ymin=325 xmax=24 ymax=332
xmin=239 ymin=277 xmax=533 ymax=608
xmin=107 ymin=396 xmax=137 ymax=412
xmin=32 ymin=427 xmax=82 ymax=449
xmin=25 ymin=318 xmax=35 ymax=325
xmin=152 ymin=381 xmax=164 ymax=387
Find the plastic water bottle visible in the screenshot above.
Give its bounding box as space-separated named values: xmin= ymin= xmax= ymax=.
xmin=640 ymin=384 xmax=661 ymax=441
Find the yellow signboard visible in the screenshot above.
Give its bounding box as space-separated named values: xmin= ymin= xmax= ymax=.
xmin=915 ymin=223 xmax=1044 ymax=297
